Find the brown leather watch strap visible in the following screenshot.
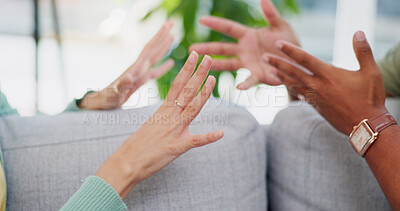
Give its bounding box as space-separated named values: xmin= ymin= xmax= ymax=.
xmin=367 ymin=112 xmax=397 ymax=133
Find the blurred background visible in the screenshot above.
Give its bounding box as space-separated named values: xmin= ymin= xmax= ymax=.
xmin=0 ymin=0 xmax=399 ymax=124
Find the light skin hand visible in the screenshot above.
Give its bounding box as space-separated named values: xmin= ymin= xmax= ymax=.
xmin=189 ymin=0 xmax=300 ymax=90
xmin=95 ymin=52 xmax=224 ymax=199
xmin=265 ymin=31 xmax=387 ymax=135
xmin=79 ymin=21 xmax=175 ymax=110
xmin=265 ymin=31 xmax=400 ymax=209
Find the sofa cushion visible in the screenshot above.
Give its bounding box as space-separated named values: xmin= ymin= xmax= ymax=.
xmin=265 ymin=99 xmax=400 ymax=211
xmin=0 ymin=99 xmax=267 ymax=211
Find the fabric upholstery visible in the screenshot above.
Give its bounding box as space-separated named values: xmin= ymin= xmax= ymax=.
xmin=0 ymin=99 xmax=267 ymax=211
xmin=265 ymin=99 xmax=400 ymax=210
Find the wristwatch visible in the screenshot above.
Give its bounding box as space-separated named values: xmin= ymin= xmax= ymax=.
xmin=349 ymin=112 xmax=397 ymax=157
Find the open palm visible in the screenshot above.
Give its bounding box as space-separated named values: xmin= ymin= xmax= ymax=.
xmin=80 ymin=21 xmax=175 ymax=110
xmin=190 ymin=0 xmax=300 ymax=89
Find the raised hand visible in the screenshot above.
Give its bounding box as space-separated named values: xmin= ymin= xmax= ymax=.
xmin=95 ymin=52 xmax=224 ymax=199
xmin=80 ymin=21 xmax=175 ymax=110
xmin=264 ymin=31 xmax=387 ymax=135
xmin=189 ymin=0 xmax=300 ymax=90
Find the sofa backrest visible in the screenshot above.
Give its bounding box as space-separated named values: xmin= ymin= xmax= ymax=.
xmin=266 ymin=98 xmax=400 ymax=211
xmin=0 ymin=100 xmax=267 ymax=211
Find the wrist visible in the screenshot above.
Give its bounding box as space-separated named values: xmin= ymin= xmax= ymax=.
xmin=78 ymin=91 xmax=103 ymax=110
xmin=347 ymin=107 xmax=389 ymax=135
xmin=79 ymin=88 xmax=122 ymax=110
xmin=348 ymin=108 xmax=397 ymax=157
xmin=95 ymin=150 xmax=141 ymax=200
xmin=364 ymin=124 xmax=400 ymax=158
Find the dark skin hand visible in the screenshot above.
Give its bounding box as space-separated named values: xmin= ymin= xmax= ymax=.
xmin=264 ymin=31 xmax=400 ymax=209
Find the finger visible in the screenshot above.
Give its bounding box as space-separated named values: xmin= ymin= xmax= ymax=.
xmin=261 ymin=0 xmax=284 ymax=28
xmin=142 ymin=21 xmax=174 ymax=57
xmin=123 ymin=59 xmax=173 ymax=98
xmin=200 ymin=16 xmax=247 ymax=39
xmin=265 ymin=67 xmax=284 ymax=86
xmin=181 ymin=76 xmax=216 ymax=123
xmin=277 ymin=40 xmax=327 ymax=77
xmin=131 ymin=60 xmax=152 ymax=79
xmin=149 ymin=20 xmax=173 ymax=47
xmin=151 ymin=34 xmax=174 ymax=64
xmin=187 ymin=130 xmax=224 ymax=150
xmin=129 ymin=77 xmax=148 ymax=94
xmin=118 ymin=70 xmax=151 ymax=102
xmin=211 ymin=58 xmax=242 ymax=71
xmin=149 ymin=59 xmax=175 ymax=79
xmin=110 ymin=79 xmax=143 ymax=108
xmin=166 ymin=51 xmax=199 ymax=102
xmin=278 ymin=72 xmax=318 ymax=106
xmin=189 ymin=42 xmax=237 ymax=56
xmin=123 ymin=60 xmax=172 ymax=97
xmin=277 ymin=72 xmax=307 ymax=97
xmin=237 ymin=75 xmax=259 ymax=90
xmin=353 ymin=31 xmax=377 ymax=70
xmin=264 ymin=54 xmax=315 ymax=87
xmin=120 ymin=84 xmax=143 ymax=106
xmin=175 ymin=55 xmax=212 ymax=110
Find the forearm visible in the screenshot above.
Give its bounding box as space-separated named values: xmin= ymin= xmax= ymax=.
xmin=94 ymin=146 xmax=141 ymax=200
xmin=78 ymin=86 xmax=127 ymax=110
xmin=63 ymin=91 xmax=98 ymax=112
xmin=60 ymin=142 xmax=139 ymax=211
xmin=365 ymin=125 xmax=400 ymax=209
xmin=78 ymin=91 xmax=106 ymax=110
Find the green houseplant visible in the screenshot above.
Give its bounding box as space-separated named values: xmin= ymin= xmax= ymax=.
xmin=144 ymin=0 xmax=299 ymax=98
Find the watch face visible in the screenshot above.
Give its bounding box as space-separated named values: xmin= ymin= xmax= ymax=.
xmin=350 ymin=123 xmax=373 ymax=152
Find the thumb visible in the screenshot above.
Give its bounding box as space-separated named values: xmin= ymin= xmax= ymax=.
xmin=261 ymin=0 xmax=283 ymax=28
xmin=353 ymin=31 xmax=377 ymax=70
xmin=237 ymin=75 xmax=258 ymax=90
xmin=149 ymin=59 xmax=175 ymax=79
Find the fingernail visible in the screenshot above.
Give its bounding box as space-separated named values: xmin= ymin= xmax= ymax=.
xmin=166 ymin=20 xmax=174 ymax=26
xmin=263 ymin=55 xmax=269 ymax=63
xmin=205 ymin=76 xmax=214 ymax=87
xmin=202 ymin=55 xmax=212 ymax=66
xmin=276 ymin=40 xmax=283 ymax=49
xmin=199 ymin=17 xmax=207 ymax=23
xmin=188 ymin=51 xmax=197 ymax=63
xmin=215 ymin=130 xmax=223 ymax=138
xmin=355 ymin=31 xmax=366 ymax=42
xmin=272 ymin=73 xmax=282 ymax=84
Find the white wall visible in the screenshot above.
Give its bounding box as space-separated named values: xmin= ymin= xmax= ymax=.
xmin=333 ymin=0 xmax=378 ymax=70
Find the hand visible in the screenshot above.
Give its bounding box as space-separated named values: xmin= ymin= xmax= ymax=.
xmin=79 ymin=21 xmax=175 ymax=110
xmin=265 ymin=31 xmax=387 ymax=135
xmin=95 ymin=52 xmax=224 ymax=199
xmin=189 ymin=0 xmax=300 ymax=90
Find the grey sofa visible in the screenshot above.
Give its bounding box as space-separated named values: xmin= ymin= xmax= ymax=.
xmin=0 ymin=98 xmax=397 ymax=210
xmin=0 ymin=100 xmax=267 ymax=211
xmin=266 ymin=99 xmax=397 ymax=210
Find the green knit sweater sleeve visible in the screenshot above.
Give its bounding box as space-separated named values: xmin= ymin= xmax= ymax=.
xmin=60 ymin=176 xmax=127 ymax=211
xmin=63 ymin=91 xmax=95 ymax=113
xmin=0 ymin=91 xmax=19 ymax=116
xmin=378 ymin=42 xmax=400 ymax=96
xmin=0 ymin=90 xmax=95 ymax=116
xmin=63 ymin=99 xmax=83 ymax=112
